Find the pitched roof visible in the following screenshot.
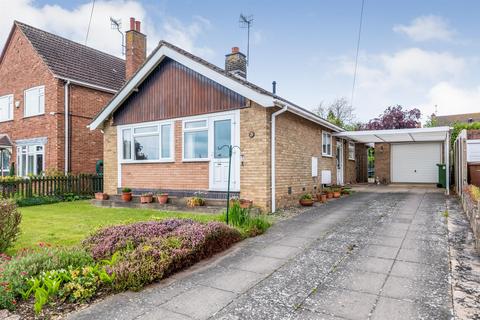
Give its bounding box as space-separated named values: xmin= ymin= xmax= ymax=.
xmin=0 ymin=134 xmax=13 ymax=148
xmin=433 ymin=112 xmax=480 ymax=126
xmin=90 ymin=40 xmax=343 ymax=132
xmin=9 ymin=21 xmax=125 ymax=91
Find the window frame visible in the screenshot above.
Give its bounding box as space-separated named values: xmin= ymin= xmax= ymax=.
xmin=0 ymin=94 xmax=14 ymax=122
xmin=16 ymin=144 xmax=45 ymax=177
xmin=119 ymin=120 xmax=174 ymax=164
xmin=24 ymin=85 xmax=45 ymax=118
xmin=348 ymin=141 xmax=355 ymax=160
xmin=322 ymin=131 xmax=333 ymax=157
xmin=182 ymin=118 xmax=210 ymax=162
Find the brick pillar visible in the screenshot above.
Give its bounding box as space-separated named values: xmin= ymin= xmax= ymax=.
xmin=125 ymin=17 xmax=146 ymax=79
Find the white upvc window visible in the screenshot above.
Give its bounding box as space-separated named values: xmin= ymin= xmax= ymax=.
xmin=0 ymin=94 xmax=13 ymax=122
xmin=183 ymin=119 xmax=209 ymax=161
xmin=120 ymin=121 xmax=174 ymax=163
xmin=322 ymin=131 xmax=332 ymax=157
xmin=16 ymin=144 xmax=44 ymax=176
xmin=24 ymin=85 xmax=45 ymax=117
xmin=348 ymin=142 xmax=355 ymax=160
xmin=1 ymin=149 xmax=11 ymax=176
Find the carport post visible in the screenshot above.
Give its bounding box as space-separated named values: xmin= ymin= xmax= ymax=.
xmin=445 ymin=132 xmax=450 ymax=195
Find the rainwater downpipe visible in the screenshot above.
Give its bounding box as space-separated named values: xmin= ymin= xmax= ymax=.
xmin=64 ymin=80 xmax=70 ymax=174
xmin=271 ymin=105 xmax=288 ymax=213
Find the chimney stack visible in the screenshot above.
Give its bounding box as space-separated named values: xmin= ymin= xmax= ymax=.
xmin=225 ymin=47 xmax=247 ymax=79
xmin=125 ymin=17 xmax=146 ymax=79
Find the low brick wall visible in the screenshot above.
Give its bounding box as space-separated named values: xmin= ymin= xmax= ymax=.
xmin=461 ymin=192 xmax=480 ymax=250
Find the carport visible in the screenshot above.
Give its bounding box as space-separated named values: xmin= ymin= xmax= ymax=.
xmin=333 ymin=127 xmax=451 ymax=194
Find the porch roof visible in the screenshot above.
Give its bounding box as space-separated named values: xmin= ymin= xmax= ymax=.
xmin=332 ymin=127 xmax=450 ymax=143
xmin=0 ymin=134 xmax=13 ymax=149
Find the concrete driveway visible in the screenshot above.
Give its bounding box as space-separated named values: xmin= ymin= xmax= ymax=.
xmin=69 ymin=187 xmax=452 ymax=320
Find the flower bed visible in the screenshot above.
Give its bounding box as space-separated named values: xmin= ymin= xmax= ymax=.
xmin=0 ymin=219 xmax=241 ymax=318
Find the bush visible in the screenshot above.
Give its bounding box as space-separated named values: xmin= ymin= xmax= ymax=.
xmin=0 ymin=200 xmax=22 ymax=253
xmin=83 ymin=219 xmax=241 ymax=291
xmin=465 ymin=185 xmax=480 ymax=202
xmin=14 ymin=195 xmax=61 ymax=207
xmin=225 ymin=201 xmax=271 ymax=237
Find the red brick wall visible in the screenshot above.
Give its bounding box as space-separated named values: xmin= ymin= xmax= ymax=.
xmin=68 ymin=85 xmax=112 ymax=174
xmin=121 ymin=120 xmax=209 ymax=190
xmin=0 ymin=26 xmax=62 ymax=173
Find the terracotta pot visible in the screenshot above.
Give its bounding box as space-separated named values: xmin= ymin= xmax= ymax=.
xmin=95 ymin=192 xmax=108 ymax=200
xmin=319 ymin=194 xmax=327 ymax=203
xmin=240 ymin=199 xmax=253 ymax=208
xmin=157 ymin=194 xmax=169 ymax=204
xmin=299 ymin=199 xmax=314 ymax=206
xmin=140 ymin=195 xmax=153 ymax=203
xmin=326 ymin=192 xmax=334 ymax=199
xmin=121 ymin=192 xmax=132 ymax=202
xmin=333 ymin=191 xmax=341 ymax=198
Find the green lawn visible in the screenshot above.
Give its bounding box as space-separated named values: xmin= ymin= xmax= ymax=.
xmin=11 ymin=200 xmax=222 ymax=254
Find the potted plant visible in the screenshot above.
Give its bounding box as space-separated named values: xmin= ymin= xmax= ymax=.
xmin=156 ymin=193 xmax=169 ymax=204
xmin=95 ymin=192 xmax=109 ymax=200
xmin=140 ymin=192 xmax=153 ymax=203
xmin=299 ymin=193 xmax=314 ymax=206
xmin=325 ymin=187 xmax=334 ymax=199
xmin=316 ymin=192 xmax=327 ymax=203
xmin=332 ymin=187 xmax=341 ymax=198
xmin=121 ymin=187 xmax=132 ymax=202
xmin=230 ymin=197 xmax=253 ymax=209
xmin=187 ymin=193 xmax=205 ymax=207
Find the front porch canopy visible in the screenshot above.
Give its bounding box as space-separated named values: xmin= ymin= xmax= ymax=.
xmin=333 ymin=127 xmax=451 ymax=194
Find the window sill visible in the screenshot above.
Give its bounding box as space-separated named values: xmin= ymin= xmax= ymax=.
xmin=0 ymin=119 xmax=14 ymax=123
xmin=23 ymin=113 xmax=45 ymax=119
xmin=322 ymin=154 xmax=333 ymax=158
xmin=120 ymin=160 xmax=175 ymax=164
xmin=182 ymin=159 xmax=210 ymax=163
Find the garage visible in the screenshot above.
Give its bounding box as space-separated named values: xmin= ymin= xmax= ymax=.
xmin=332 ymin=127 xmax=451 ymax=194
xmin=391 ymin=143 xmax=441 ymax=183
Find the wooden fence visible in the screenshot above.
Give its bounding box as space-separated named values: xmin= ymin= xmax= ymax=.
xmin=0 ymin=175 xmax=103 ymax=198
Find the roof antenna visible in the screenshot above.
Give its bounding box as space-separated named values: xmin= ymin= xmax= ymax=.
xmin=239 ymin=14 xmax=254 ymax=66
xmin=110 ymin=17 xmax=125 ymax=56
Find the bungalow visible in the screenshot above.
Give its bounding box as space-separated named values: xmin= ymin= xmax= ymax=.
xmin=90 ymin=23 xmax=360 ymax=212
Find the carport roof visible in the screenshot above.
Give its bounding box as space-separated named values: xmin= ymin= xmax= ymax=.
xmin=332 ymin=126 xmax=450 ymax=143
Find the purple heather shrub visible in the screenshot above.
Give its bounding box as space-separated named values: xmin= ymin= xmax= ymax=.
xmin=86 ymin=219 xmax=242 ymax=291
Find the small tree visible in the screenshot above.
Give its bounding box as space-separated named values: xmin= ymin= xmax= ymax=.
xmin=364 ymin=105 xmax=421 ymax=130
xmin=0 ymin=199 xmax=22 ymax=253
xmin=314 ymin=97 xmax=355 ymax=128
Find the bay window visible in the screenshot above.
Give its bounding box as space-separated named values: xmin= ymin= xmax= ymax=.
xmin=24 ymin=86 xmax=45 ymax=117
xmin=16 ymin=144 xmax=44 ymax=176
xmin=183 ymin=120 xmax=208 ymax=160
xmin=0 ymin=94 xmax=13 ymax=122
xmin=322 ymin=131 xmax=332 ymax=157
xmin=121 ymin=121 xmax=173 ymax=162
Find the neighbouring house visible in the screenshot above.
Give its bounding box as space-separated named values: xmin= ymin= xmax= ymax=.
xmin=90 ymin=37 xmax=362 ymax=212
xmin=431 ymin=112 xmax=480 ymax=126
xmin=0 ymin=20 xmax=128 ymax=176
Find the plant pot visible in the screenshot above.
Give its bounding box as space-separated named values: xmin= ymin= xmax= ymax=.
xmin=333 ymin=191 xmax=341 ymax=198
xmin=299 ymin=199 xmax=314 ymax=206
xmin=317 ymin=193 xmax=327 ymax=203
xmin=95 ymin=192 xmax=108 ymax=200
xmin=326 ymin=192 xmax=334 ymax=199
xmin=240 ymin=199 xmax=253 ymax=208
xmin=157 ymin=194 xmax=168 ymax=204
xmin=121 ymin=192 xmax=132 ymax=202
xmin=140 ymin=195 xmax=153 ymax=203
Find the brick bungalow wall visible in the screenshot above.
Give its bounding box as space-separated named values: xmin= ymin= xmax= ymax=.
xmin=344 ymin=141 xmax=357 ymax=185
xmin=375 ymin=142 xmax=391 ymax=184
xmin=0 ymin=27 xmax=62 ymax=172
xmin=102 ymin=118 xmax=117 ymax=195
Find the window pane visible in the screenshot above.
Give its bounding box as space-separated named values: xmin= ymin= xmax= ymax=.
xmin=36 ymin=154 xmax=43 ymax=175
xmin=122 ymin=129 xmax=132 ymax=159
xmin=134 ymin=135 xmax=159 ymax=160
xmin=185 ymin=120 xmax=207 ymax=129
xmin=161 ymin=124 xmax=171 ymax=158
xmin=25 ymin=87 xmax=44 ymax=116
xmin=184 ymin=130 xmax=208 ymax=159
xmin=214 ymin=120 xmax=231 ymax=158
xmin=28 ymin=155 xmax=34 ymax=175
xmin=21 ymin=154 xmax=26 ymax=176
xmin=2 ymin=150 xmax=10 ymax=173
xmin=0 ymin=96 xmax=11 ymax=121
xmin=134 ymin=126 xmax=157 ymax=134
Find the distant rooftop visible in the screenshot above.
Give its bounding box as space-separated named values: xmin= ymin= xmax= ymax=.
xmin=432 ymin=112 xmax=480 ymax=126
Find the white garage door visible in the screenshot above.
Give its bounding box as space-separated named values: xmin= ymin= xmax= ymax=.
xmin=391 ymin=143 xmax=441 ymax=183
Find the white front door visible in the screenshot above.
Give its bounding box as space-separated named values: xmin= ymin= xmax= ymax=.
xmin=210 ymin=115 xmax=239 ymax=191
xmin=336 ymin=139 xmax=344 ymax=185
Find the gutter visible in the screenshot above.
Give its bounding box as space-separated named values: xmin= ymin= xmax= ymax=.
xmin=64 ymin=80 xmax=70 ymax=174
xmin=271 ymin=105 xmax=288 ymax=213
xmin=55 ymin=76 xmax=117 ymax=94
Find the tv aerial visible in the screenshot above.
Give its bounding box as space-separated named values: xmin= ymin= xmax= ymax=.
xmin=110 ymin=17 xmax=125 ymax=55
xmin=239 ymin=14 xmax=254 ymax=65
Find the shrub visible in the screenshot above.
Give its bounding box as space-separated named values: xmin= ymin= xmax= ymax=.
xmin=84 ymin=219 xmax=241 ymax=291
xmin=465 ymin=185 xmax=480 ymax=202
xmin=14 ymin=195 xmax=61 ymax=207
xmin=300 ymin=193 xmax=313 ymax=200
xmin=122 ymin=187 xmax=132 ymax=193
xmin=0 ymin=246 xmax=94 ymax=307
xmin=225 ymin=201 xmax=271 ymax=237
xmin=0 ymin=200 xmax=22 ymax=253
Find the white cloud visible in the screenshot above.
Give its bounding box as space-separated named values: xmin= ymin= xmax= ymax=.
xmin=0 ymin=0 xmax=213 ymax=59
xmin=393 ymin=15 xmax=455 ymax=42
xmin=426 ymin=82 xmax=480 ymax=115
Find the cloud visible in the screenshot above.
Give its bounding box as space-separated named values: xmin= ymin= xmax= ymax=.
xmin=0 ymin=0 xmax=213 ymax=59
xmin=426 ymin=82 xmax=480 ymax=115
xmin=393 ymin=15 xmax=455 ymax=42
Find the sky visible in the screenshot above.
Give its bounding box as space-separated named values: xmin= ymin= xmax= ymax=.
xmin=1 ymin=0 xmax=480 ymax=123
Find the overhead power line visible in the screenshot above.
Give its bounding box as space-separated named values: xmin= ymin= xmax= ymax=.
xmin=85 ymin=0 xmax=96 ymax=45
xmin=350 ymin=0 xmax=365 ymax=109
